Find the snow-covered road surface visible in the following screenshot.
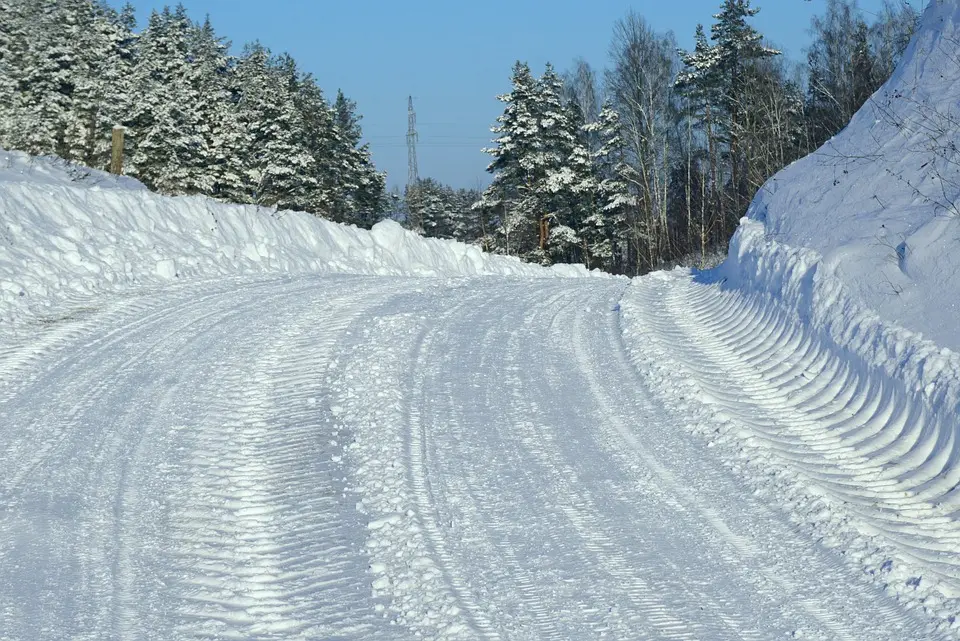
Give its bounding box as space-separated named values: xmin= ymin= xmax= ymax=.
xmin=0 ymin=275 xmax=941 ymax=639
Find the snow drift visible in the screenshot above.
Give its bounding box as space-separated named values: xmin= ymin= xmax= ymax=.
xmin=621 ymin=1 xmax=960 ymax=632
xmin=0 ymin=149 xmax=599 ymax=327
xmin=747 ymin=0 xmax=960 ymax=351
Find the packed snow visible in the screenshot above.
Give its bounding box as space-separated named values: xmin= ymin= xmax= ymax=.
xmin=0 ymin=149 xmax=598 ymax=330
xmin=615 ymin=0 xmax=960 ymax=633
xmin=3 ymin=1 xmax=960 ymax=638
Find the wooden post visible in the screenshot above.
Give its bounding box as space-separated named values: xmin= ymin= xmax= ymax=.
xmin=110 ymin=125 xmax=125 ymax=175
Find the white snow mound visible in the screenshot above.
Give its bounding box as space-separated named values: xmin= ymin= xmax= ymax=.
xmin=0 ymin=149 xmax=602 ymax=325
xmin=746 ymin=0 xmax=960 ymax=351
xmin=618 ymin=1 xmax=960 ymax=628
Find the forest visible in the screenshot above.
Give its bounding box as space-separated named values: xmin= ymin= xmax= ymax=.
xmin=0 ymin=0 xmax=385 ymax=227
xmin=0 ymin=0 xmax=919 ymax=274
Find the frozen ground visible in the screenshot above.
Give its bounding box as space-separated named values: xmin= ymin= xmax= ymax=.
xmin=4 ymin=2 xmax=960 ymax=636
xmin=0 ymin=273 xmax=945 ymax=640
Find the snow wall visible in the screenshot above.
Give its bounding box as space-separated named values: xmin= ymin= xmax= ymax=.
xmin=616 ymin=1 xmax=960 ymax=623
xmin=0 ymin=149 xmax=603 ymax=325
xmin=717 ymin=0 xmax=960 ymax=444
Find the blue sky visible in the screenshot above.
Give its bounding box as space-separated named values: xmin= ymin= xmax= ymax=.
xmin=108 ymin=0 xmax=922 ymax=190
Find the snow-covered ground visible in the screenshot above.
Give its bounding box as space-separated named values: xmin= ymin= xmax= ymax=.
xmin=614 ymin=0 xmax=960 ymax=634
xmin=0 ymin=272 xmax=941 ymax=640
xmin=4 ymin=2 xmax=960 ymax=638
xmin=0 ymin=149 xmax=595 ymax=331
xmin=744 ymin=0 xmax=960 ymax=352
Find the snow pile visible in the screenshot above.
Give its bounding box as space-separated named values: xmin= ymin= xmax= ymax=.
xmin=746 ymin=0 xmax=960 ymax=351
xmin=619 ymin=1 xmax=960 ymax=631
xmin=0 ymin=149 xmax=599 ymax=325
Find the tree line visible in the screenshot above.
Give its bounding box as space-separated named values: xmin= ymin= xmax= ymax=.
xmin=404 ymin=0 xmax=919 ymax=273
xmin=0 ymin=0 xmax=920 ymax=272
xmin=0 ymin=0 xmax=386 ymax=227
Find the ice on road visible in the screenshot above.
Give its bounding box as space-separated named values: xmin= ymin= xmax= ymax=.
xmin=0 ymin=275 xmax=939 ymax=640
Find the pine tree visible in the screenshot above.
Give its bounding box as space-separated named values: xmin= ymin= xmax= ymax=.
xmin=185 ymin=15 xmax=246 ymax=200
xmin=535 ymin=63 xmax=589 ymax=264
xmin=0 ymin=0 xmax=28 ymax=149
xmin=480 ymin=61 xmax=543 ymax=257
xmin=328 ymin=90 xmax=386 ymax=227
xmin=677 ymin=1 xmax=779 ymax=243
xmin=10 ymin=0 xmax=81 ymax=157
xmin=285 ymin=62 xmax=338 ymax=217
xmin=405 ymin=178 xmax=450 ymax=237
xmin=127 ymin=7 xmax=210 ymax=193
xmin=481 ymin=61 xmax=600 ymax=264
xmin=450 ymin=186 xmax=483 ymax=242
xmin=229 ymin=43 xmax=316 ymax=209
xmin=63 ymin=1 xmax=137 ymax=169
xmin=584 ymin=105 xmax=634 ymax=272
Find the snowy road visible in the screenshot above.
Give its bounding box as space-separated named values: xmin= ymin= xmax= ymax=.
xmin=0 ymin=275 xmax=941 ymax=639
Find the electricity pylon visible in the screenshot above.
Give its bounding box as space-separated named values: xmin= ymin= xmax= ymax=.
xmin=407 ymin=95 xmax=419 ymax=187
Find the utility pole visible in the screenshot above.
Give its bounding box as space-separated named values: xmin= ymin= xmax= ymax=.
xmin=407 ymin=95 xmax=419 ymax=187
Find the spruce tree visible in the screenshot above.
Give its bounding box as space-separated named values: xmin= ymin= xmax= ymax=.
xmin=64 ymin=1 xmax=137 ymax=169
xmin=480 ymin=61 xmax=542 ymax=257
xmin=285 ymin=63 xmax=338 ymax=217
xmin=535 ymin=63 xmax=584 ymax=264
xmin=10 ymin=0 xmax=80 ymax=157
xmin=583 ymin=105 xmax=633 ymax=272
xmin=0 ymin=0 xmax=27 ymax=149
xmin=128 ymin=7 xmax=209 ymax=193
xmin=184 ymin=16 xmax=245 ymax=199
xmin=327 ymin=90 xmax=385 ymax=227
xmin=229 ymin=44 xmax=317 ymax=209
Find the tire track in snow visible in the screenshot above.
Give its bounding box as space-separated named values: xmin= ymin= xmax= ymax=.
xmin=0 ymin=276 xmax=410 ymax=640
xmin=164 ymin=281 xmax=399 ymax=640
xmin=0 ymin=281 xmax=295 ymax=641
xmin=407 ymin=287 xmax=574 ymax=641
xmin=405 ymin=277 xmax=933 ymax=640
xmin=622 ymin=271 xmax=960 ymax=633
xmin=565 ymin=300 xmax=851 ymax=639
xmin=407 ymin=281 xmax=777 ymax=639
xmin=328 ymin=283 xmax=488 ymax=640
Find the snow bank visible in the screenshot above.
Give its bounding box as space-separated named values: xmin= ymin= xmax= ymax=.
xmin=618 ymin=1 xmax=960 ymax=631
xmin=0 ymin=149 xmax=600 ymax=325
xmin=621 ymin=261 xmax=960 ymax=633
xmin=746 ymin=0 xmax=960 ymax=351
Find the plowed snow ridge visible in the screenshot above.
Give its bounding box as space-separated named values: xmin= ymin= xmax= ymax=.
xmin=622 ymin=266 xmax=960 ymax=628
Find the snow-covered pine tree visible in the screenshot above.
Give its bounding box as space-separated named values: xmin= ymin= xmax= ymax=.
xmin=709 ymin=0 xmax=779 ymax=212
xmin=229 ymin=42 xmax=316 ymax=210
xmin=480 ymin=61 xmax=544 ymax=258
xmin=8 ymin=0 xmax=83 ymax=158
xmin=285 ymin=62 xmax=338 ymax=217
xmin=535 ymin=63 xmax=585 ymax=264
xmin=450 ymin=186 xmax=483 ymax=243
xmin=0 ymin=0 xmax=29 ymax=150
xmin=61 ymin=1 xmax=138 ymax=169
xmin=583 ymin=105 xmax=634 ymax=272
xmin=184 ymin=15 xmax=246 ymax=200
xmin=329 ymin=90 xmax=386 ymax=228
xmin=405 ymin=178 xmax=446 ymax=236
xmin=677 ymin=1 xmax=778 ymax=244
xmin=127 ymin=7 xmax=210 ymax=193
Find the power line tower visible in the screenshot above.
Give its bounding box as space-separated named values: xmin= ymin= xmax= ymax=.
xmin=407 ymin=95 xmax=419 ymax=187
